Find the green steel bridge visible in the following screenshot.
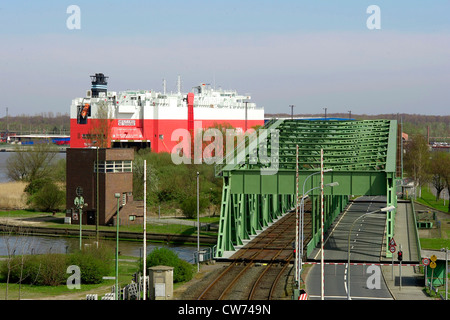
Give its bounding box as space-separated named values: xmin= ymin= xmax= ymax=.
xmin=214 ymin=118 xmax=401 ymax=259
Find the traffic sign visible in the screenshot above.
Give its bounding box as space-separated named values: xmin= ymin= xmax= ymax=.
xmin=430 ymin=255 xmax=437 ymax=262
xmin=389 ymin=246 xmax=396 ymax=253
xmin=430 ymin=261 xmax=437 ymax=269
xmin=76 ymin=186 xmax=83 ymax=197
xmin=298 ymin=289 xmax=308 ymax=300
xmin=422 ymin=258 xmax=430 ymax=266
xmin=389 ymin=238 xmax=397 ymax=247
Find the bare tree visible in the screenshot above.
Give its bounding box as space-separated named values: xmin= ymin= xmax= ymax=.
xmin=6 ymin=143 xmax=59 ymax=182
xmin=430 ymin=151 xmax=448 ymax=200
xmin=404 ymin=134 xmax=430 ymax=198
xmin=87 ymin=100 xmax=113 ymax=148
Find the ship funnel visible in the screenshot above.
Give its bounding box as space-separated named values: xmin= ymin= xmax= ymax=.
xmin=90 ymin=73 xmax=108 ymax=97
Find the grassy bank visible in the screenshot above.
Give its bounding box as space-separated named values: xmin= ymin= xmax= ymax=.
xmin=416 ymin=186 xmax=450 ymax=250
xmin=415 ymin=186 xmax=450 ymax=214
xmin=0 ymin=255 xmax=139 ymax=300
xmin=0 ymin=209 xmax=219 ymax=240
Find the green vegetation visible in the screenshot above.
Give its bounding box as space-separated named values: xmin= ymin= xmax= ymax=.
xmin=0 ymin=245 xmax=199 ymax=299
xmin=416 ymin=186 xmax=450 ymax=214
xmin=0 ymin=245 xmax=114 ymax=287
xmin=141 ymin=247 xmax=194 ymax=283
xmin=404 ymin=134 xmax=450 ymax=212
xmin=416 ymin=187 xmax=450 ymax=250
xmin=420 ymin=238 xmax=450 ymax=251
xmin=0 ymin=254 xmax=139 ymax=300
xmin=5 ymin=143 xmax=66 ymax=212
xmin=133 ymin=149 xmax=222 ymax=218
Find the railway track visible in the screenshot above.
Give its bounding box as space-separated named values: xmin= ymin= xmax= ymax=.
xmin=197 ymin=211 xmax=298 ymax=300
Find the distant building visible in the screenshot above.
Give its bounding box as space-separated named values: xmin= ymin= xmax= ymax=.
xmin=66 ymin=148 xmax=141 ymax=226
xmin=402 ymin=132 xmax=408 ymax=141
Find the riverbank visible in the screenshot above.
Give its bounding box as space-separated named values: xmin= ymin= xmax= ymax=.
xmin=0 ymin=213 xmax=217 ymax=246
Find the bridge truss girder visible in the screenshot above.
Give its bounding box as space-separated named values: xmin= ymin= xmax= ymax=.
xmin=215 ymin=119 xmax=399 ymax=258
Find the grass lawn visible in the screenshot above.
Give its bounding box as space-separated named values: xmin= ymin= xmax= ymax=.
xmin=415 ymin=186 xmax=450 ymax=214
xmin=0 ymin=255 xmax=140 ymax=300
xmin=415 ymin=186 xmax=450 ymax=251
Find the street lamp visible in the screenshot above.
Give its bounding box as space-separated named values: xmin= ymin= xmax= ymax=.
xmin=114 ymin=192 xmax=121 ymax=300
xmin=295 ymin=180 xmax=338 ymax=291
xmin=295 ymin=169 xmax=333 ymax=288
xmin=346 ymin=205 xmax=395 ymax=300
xmin=197 ymin=172 xmax=200 ymax=273
xmin=441 ymin=247 xmax=448 ymax=300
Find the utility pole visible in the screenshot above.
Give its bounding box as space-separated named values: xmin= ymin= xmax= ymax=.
xmin=143 ymin=160 xmax=147 ymax=300
xmin=197 ymin=172 xmax=200 ymax=272
xmin=320 ymin=148 xmax=324 ymax=300
xmin=114 ymin=193 xmax=121 ymax=300
xmin=290 ymin=105 xmax=295 ymax=119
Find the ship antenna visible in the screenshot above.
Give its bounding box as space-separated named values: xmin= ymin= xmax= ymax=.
xmin=177 ymin=75 xmax=181 ymax=94
xmin=163 ymin=79 xmax=166 ymax=95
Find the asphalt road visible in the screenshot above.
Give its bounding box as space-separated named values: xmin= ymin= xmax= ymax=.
xmin=305 ymin=196 xmax=393 ymax=300
xmin=305 ymin=263 xmax=393 ymax=300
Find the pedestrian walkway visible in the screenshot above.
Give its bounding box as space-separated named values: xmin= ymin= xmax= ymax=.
xmin=381 ymin=200 xmax=433 ymax=300
xmin=381 ymin=265 xmax=432 ymax=300
xmin=383 ymin=201 xmax=421 ymax=263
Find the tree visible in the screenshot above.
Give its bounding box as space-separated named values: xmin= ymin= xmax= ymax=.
xmin=6 ymin=143 xmax=59 ymax=182
xmin=432 ymin=152 xmax=450 ymax=212
xmin=87 ymin=100 xmax=113 ymax=148
xmin=429 ymin=151 xmax=448 ymax=201
xmin=403 ymin=134 xmax=430 ymax=198
xmin=29 ymin=182 xmax=65 ymax=212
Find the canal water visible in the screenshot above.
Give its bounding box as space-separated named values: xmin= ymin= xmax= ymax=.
xmin=0 ymin=152 xmax=209 ymax=262
xmin=0 ymin=234 xmax=206 ymax=263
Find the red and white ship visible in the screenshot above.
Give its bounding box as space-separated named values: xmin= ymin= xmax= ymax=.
xmin=70 ymin=73 xmax=265 ymax=152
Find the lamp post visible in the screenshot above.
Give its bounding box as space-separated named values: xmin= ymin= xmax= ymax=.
xmin=296 ymin=180 xmax=338 ymax=291
xmin=300 ymin=169 xmax=333 ymax=267
xmin=74 ymin=187 xmax=87 ymax=251
xmin=295 ymin=166 xmax=332 ymax=287
xmin=114 ymin=192 xmax=121 ymax=300
xmin=143 ymin=160 xmax=147 ymax=300
xmin=346 ymin=205 xmax=395 ymax=300
xmin=441 ymin=247 xmax=448 ymax=300
xmin=197 ymin=172 xmax=200 ymax=273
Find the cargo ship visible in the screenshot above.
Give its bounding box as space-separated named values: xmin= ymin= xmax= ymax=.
xmin=70 ymin=73 xmax=265 ymax=152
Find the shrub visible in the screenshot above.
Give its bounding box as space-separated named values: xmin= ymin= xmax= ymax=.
xmin=29 ymin=181 xmax=65 ymax=212
xmin=180 ymin=196 xmax=197 ymax=219
xmin=0 ymin=245 xmax=114 ymax=286
xmin=144 ymin=247 xmax=194 ymax=283
xmin=68 ymin=245 xmax=114 ymax=284
xmin=24 ymin=177 xmax=52 ymax=196
xmin=0 ymin=254 xmax=67 ymax=286
xmin=180 ymin=195 xmax=208 ymax=219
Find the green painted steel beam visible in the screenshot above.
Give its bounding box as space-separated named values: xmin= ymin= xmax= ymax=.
xmin=215 ymin=118 xmax=399 ymax=258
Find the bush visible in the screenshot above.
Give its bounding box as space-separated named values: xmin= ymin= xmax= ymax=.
xmin=24 ymin=177 xmax=52 ymax=196
xmin=180 ymin=195 xmax=209 ymax=219
xmin=144 ymin=247 xmax=194 ymax=283
xmin=28 ymin=181 xmax=65 ymax=212
xmin=0 ymin=254 xmax=67 ymax=286
xmin=180 ymin=196 xmax=197 ymax=219
xmin=0 ymin=245 xmax=114 ymax=286
xmin=68 ymin=245 xmax=114 ymax=284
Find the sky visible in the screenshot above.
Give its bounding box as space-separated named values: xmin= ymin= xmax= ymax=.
xmin=0 ymin=1 xmax=449 ymax=117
